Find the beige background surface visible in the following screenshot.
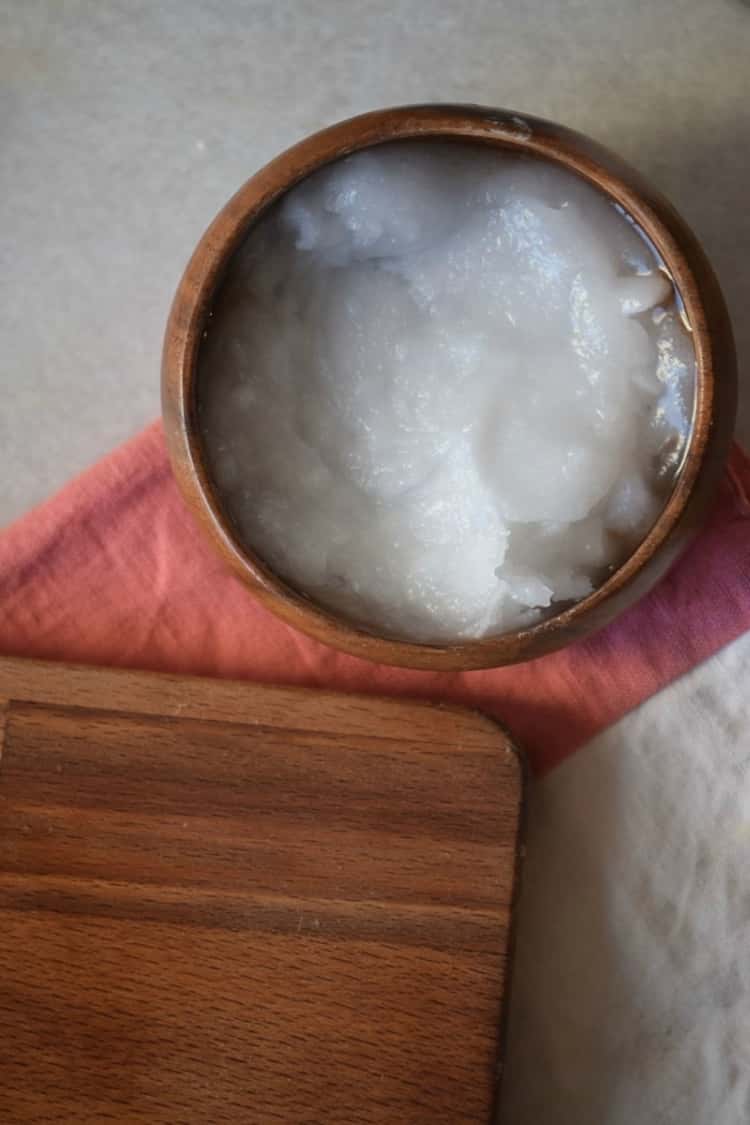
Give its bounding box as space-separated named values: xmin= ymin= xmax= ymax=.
xmin=2 ymin=0 xmax=749 ymax=525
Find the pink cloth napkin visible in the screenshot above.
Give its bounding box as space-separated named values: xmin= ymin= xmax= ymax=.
xmin=1 ymin=422 xmax=749 ymax=775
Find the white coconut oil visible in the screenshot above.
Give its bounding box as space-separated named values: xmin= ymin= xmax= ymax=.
xmin=199 ymin=142 xmax=695 ymax=642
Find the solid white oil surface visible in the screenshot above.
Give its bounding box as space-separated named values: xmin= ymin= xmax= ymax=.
xmin=199 ymin=142 xmax=695 ymax=642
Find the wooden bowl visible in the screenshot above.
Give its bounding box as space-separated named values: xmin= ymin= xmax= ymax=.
xmin=162 ymin=104 xmax=737 ymax=671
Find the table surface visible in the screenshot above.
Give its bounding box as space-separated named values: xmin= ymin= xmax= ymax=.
xmin=2 ymin=0 xmax=749 ymax=526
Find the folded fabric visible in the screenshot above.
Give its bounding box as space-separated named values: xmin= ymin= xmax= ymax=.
xmin=1 ymin=421 xmax=749 ymax=776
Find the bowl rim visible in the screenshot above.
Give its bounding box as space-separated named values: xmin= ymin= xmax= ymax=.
xmin=161 ymin=103 xmax=736 ymax=671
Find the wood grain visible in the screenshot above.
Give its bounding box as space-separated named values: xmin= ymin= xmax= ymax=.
xmin=0 ymin=656 xmax=523 ymax=1124
xmin=162 ymin=102 xmax=736 ymax=670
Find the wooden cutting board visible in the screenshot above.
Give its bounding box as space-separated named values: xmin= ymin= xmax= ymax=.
xmin=0 ymin=656 xmax=523 ymax=1124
